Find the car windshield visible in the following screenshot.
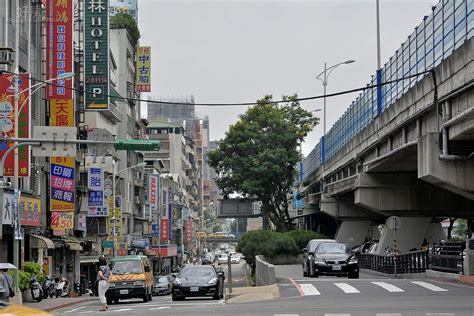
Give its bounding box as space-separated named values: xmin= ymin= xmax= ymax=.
xmin=316 ymin=243 xmax=351 ymax=254
xmin=179 ymin=267 xmax=215 ymax=278
xmin=111 ymin=260 xmax=143 ymax=274
xmin=309 ymin=240 xmax=333 ymax=253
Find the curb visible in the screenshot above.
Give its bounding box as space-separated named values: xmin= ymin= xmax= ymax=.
xmin=26 ymin=297 xmax=97 ymax=312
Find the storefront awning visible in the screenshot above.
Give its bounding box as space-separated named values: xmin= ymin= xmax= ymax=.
xmin=31 ymin=234 xmax=55 ymax=249
xmin=61 ymin=236 xmax=83 ymax=251
xmin=80 ymin=256 xmax=99 ymax=264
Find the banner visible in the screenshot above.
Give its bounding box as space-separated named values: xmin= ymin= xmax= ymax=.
xmin=2 ymin=193 xmax=40 ymax=226
xmin=88 ymin=167 xmax=104 ymax=207
xmin=136 ymin=47 xmax=151 ymax=92
xmin=46 ymin=0 xmax=73 ymax=99
xmin=84 ymin=0 xmax=110 ymax=110
xmin=110 ymin=0 xmax=137 ymax=21
xmin=50 ymin=99 xmax=74 ymax=126
xmin=160 ymin=218 xmax=168 ymax=241
xmin=50 ymin=157 xmax=75 ymax=212
xmin=51 ymin=211 xmax=74 ymax=230
xmin=0 ymin=73 xmax=30 ymax=177
xmin=185 ymin=219 xmax=193 ymax=244
xmin=107 ymin=196 xmax=123 ymax=238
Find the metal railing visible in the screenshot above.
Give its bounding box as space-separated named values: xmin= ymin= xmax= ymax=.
xmin=358 ymin=250 xmax=429 ymax=274
xmin=429 ymin=241 xmax=465 ymax=273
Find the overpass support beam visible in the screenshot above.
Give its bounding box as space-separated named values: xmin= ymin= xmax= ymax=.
xmin=376 ymin=217 xmax=446 ymax=255
xmin=354 ymin=173 xmax=474 ymax=216
xmin=418 ymin=133 xmax=474 ymax=200
xmin=320 ymin=194 xmax=379 ymax=219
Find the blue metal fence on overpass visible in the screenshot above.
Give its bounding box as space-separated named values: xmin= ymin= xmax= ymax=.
xmin=303 ymin=0 xmax=473 ymax=182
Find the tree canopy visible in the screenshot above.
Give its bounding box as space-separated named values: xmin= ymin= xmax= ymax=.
xmin=208 ymin=95 xmax=318 ymax=231
xmin=110 ymin=13 xmax=140 ymax=46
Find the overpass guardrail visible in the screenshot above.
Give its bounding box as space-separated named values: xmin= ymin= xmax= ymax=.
xmin=358 ymin=250 xmax=429 ymax=274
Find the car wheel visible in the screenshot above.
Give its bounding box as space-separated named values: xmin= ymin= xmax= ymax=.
xmin=148 ymin=289 xmax=153 ymax=301
xmin=114 ymin=299 xmax=119 ymax=304
xmin=303 ymin=262 xmax=308 ymax=277
xmin=172 ymin=295 xmax=184 ymax=301
xmin=143 ymin=290 xmax=149 ymax=302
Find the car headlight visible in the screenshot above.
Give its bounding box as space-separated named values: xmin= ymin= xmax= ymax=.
xmin=314 ymin=257 xmax=325 ymax=264
xmin=109 ymin=283 xmax=116 ymax=288
xmin=208 ymin=277 xmax=218 ymax=285
xmin=348 ymin=257 xmax=358 ymax=264
xmin=134 ymin=280 xmax=145 ymax=286
xmin=173 ymin=278 xmax=182 ymax=286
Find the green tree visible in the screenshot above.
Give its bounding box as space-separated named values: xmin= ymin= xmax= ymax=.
xmin=208 ymin=95 xmax=318 ymax=231
xmin=454 ymin=219 xmax=469 ymax=238
xmin=285 ymin=230 xmax=328 ymax=250
xmin=110 ymin=13 xmax=140 ymax=46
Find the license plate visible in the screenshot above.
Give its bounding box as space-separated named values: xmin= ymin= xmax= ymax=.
xmin=190 ymin=287 xmax=199 ymax=292
xmin=120 ymin=289 xmax=129 ymax=295
xmin=33 ymin=289 xmax=39 ymax=296
xmin=332 ymin=265 xmax=342 ymax=271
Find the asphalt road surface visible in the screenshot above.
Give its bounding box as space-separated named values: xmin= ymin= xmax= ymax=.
xmin=54 ymin=263 xmax=474 ymax=316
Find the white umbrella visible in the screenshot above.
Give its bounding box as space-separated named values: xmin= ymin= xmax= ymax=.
xmin=0 ymin=263 xmax=18 ymax=270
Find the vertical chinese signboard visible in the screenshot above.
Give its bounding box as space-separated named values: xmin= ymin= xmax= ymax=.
xmin=88 ymin=167 xmax=105 ymax=215
xmin=136 ymin=47 xmax=151 ymax=92
xmin=46 ymin=0 xmax=73 ymax=99
xmin=107 ymin=196 xmax=123 ymax=242
xmin=185 ymin=220 xmax=193 ymax=244
xmin=160 ymin=218 xmax=168 ymax=241
xmin=167 ymin=187 xmax=172 ymax=241
xmin=0 ymin=73 xmax=30 ymax=177
xmin=84 ymin=0 xmax=109 ymax=110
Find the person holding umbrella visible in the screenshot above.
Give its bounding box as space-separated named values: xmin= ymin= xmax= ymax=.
xmin=0 ymin=263 xmax=15 ymax=304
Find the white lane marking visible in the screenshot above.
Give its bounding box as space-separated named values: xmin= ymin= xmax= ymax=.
xmin=299 ymin=283 xmax=321 ymax=296
xmin=375 ymin=314 xmax=402 ymax=316
xmin=64 ymin=306 xmax=86 ymax=313
xmin=274 ymin=314 xmax=299 ymax=316
xmin=371 ymin=282 xmax=404 ymax=293
xmin=114 ymin=308 xmax=133 ymax=312
xmin=411 ymin=281 xmax=448 ymax=292
xmin=426 ymin=313 xmax=455 ymax=316
xmin=334 ymin=282 xmax=360 ymax=294
xmin=79 ymin=312 xmax=94 ymax=314
xmin=324 ymin=314 xmax=350 ymax=316
xmin=150 ymin=306 xmax=171 ymax=310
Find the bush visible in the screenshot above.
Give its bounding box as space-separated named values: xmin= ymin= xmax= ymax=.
xmin=236 ymin=230 xmax=298 ymax=271
xmin=284 ymin=230 xmax=329 ymax=250
xmin=9 ymin=270 xmax=31 ymax=290
xmin=23 ymin=261 xmax=45 ymax=284
xmin=110 ymin=13 xmax=140 ymax=46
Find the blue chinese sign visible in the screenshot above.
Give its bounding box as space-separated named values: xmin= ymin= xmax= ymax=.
xmin=88 ymin=167 xmax=106 ymax=216
xmin=151 ymin=224 xmax=159 ymax=237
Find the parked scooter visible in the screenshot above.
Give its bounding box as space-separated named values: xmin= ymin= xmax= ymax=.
xmin=30 ymin=276 xmax=44 ymax=302
xmin=54 ymin=277 xmax=69 ymax=298
xmin=42 ymin=276 xmax=55 ymax=299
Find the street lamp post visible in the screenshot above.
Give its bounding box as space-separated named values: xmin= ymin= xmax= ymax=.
xmin=315 ymin=60 xmax=355 ymax=139
xmin=109 ymin=162 xmax=146 ymax=257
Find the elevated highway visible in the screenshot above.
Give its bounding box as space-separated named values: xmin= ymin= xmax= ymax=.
xmin=301 ymin=1 xmax=474 ymax=254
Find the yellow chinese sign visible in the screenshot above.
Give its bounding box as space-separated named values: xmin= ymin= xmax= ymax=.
xmin=136 ymin=46 xmax=151 ymax=92
xmin=51 ymin=211 xmax=74 ymax=230
xmin=50 ymin=99 xmax=74 ymax=126
xmin=107 ymin=196 xmax=123 ymax=240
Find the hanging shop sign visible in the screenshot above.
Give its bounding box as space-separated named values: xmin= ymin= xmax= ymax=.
xmin=50 ymin=157 xmax=75 ymax=212
xmin=51 ymin=211 xmax=74 ymax=230
xmin=135 ymin=47 xmax=151 ymax=92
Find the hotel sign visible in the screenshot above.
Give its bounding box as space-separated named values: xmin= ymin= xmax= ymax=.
xmin=84 ymin=0 xmax=109 ymax=110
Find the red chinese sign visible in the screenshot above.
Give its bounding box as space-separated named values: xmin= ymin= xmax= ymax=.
xmin=185 ymin=220 xmax=193 ymax=244
xmin=160 ymin=218 xmax=169 ymax=241
xmin=46 ymin=0 xmax=73 ymax=99
xmin=0 ymin=73 xmax=30 ymax=177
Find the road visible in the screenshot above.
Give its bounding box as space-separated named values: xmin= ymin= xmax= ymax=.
xmin=54 ymin=263 xmax=474 ymax=316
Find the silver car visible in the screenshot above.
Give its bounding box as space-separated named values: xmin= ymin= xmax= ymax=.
xmin=153 ymin=276 xmax=170 ymax=295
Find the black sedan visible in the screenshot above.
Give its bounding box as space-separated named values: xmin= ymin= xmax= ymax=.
xmin=312 ymin=242 xmax=359 ymax=278
xmin=171 ymin=265 xmax=225 ymax=301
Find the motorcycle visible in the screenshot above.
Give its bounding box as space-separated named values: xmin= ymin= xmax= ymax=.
xmin=54 ymin=277 xmax=69 ymax=298
xmin=42 ymin=276 xmax=55 ymax=299
xmin=30 ymin=276 xmax=44 ymax=302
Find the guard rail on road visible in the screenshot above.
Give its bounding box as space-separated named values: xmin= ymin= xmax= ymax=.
xmin=358 ymin=250 xmax=429 ymax=274
xmin=429 ymin=241 xmax=465 ymax=274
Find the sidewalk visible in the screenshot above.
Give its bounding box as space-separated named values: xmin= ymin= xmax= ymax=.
xmin=24 ymin=296 xmax=98 ymax=312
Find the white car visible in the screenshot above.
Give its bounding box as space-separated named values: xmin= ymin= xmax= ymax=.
xmin=230 ymin=254 xmax=241 ymax=264
xmin=217 ymin=254 xmax=228 ymax=265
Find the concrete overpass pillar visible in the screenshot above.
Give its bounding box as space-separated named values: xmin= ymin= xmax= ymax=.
xmin=376 ymin=217 xmax=445 ymax=255
xmin=335 ymin=221 xmax=372 ymax=248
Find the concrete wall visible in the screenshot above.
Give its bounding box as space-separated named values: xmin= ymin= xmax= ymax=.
xmin=335 ymin=221 xmax=371 ymax=247
xmin=255 ymin=255 xmax=276 ymax=286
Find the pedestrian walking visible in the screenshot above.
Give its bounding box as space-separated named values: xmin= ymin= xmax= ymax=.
xmin=0 ymin=268 xmax=14 ymax=304
xmin=97 ymin=255 xmax=112 ymax=311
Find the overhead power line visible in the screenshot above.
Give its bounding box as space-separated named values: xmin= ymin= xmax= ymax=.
xmin=0 ymin=69 xmax=432 ymax=107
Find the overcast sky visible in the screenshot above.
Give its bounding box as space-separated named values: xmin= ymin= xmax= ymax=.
xmin=138 ymin=0 xmax=435 ymax=156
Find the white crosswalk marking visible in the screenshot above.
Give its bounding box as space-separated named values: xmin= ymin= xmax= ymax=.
xmin=64 ymin=306 xmax=85 ymax=313
xmin=150 ymin=306 xmax=171 ymax=310
xmin=115 ymin=308 xmax=133 ymax=312
xmin=411 ymin=281 xmax=448 ymax=292
xmin=426 ymin=314 xmax=455 ymax=316
xmin=300 ymin=283 xmax=321 ymax=295
xmin=371 ymin=282 xmax=404 ymax=293
xmin=324 ymin=314 xmax=350 ymax=316
xmin=375 ymin=314 xmax=402 ymax=316
xmin=334 ymin=282 xmax=360 ymax=294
